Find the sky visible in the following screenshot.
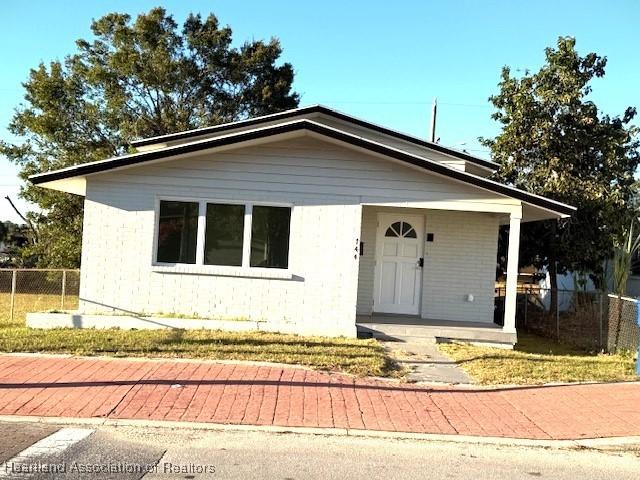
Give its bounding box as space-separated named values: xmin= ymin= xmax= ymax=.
xmin=1 ymin=0 xmax=639 ymax=223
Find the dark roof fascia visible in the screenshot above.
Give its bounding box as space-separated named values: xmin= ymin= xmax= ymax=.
xmin=130 ymin=106 xmax=319 ymax=147
xmin=130 ymin=105 xmax=499 ymax=171
xmin=30 ymin=120 xmax=575 ymax=216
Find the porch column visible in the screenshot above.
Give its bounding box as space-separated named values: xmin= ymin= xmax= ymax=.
xmin=503 ymin=211 xmax=522 ymax=333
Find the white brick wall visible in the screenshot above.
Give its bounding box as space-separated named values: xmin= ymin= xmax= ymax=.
xmin=80 ymin=191 xmax=362 ymax=337
xmin=421 ymin=210 xmax=499 ymax=323
xmin=356 ymin=207 xmax=377 ymax=314
xmin=356 ymin=207 xmax=499 ymax=323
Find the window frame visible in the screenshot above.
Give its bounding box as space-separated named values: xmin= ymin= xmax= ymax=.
xmin=152 ymin=196 xmax=293 ymax=276
xmin=155 ymin=199 xmax=200 ymax=265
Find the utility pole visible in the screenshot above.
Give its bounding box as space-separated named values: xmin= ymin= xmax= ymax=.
xmin=429 ymin=98 xmax=437 ymax=143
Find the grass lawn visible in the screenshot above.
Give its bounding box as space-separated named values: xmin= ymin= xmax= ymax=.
xmin=0 ymin=293 xmax=394 ymax=377
xmin=0 ymin=293 xmax=79 ymax=328
xmin=440 ymin=334 xmax=638 ymax=385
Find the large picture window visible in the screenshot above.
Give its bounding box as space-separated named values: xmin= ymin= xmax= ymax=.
xmin=250 ymin=206 xmax=291 ymax=269
xmin=204 ymin=203 xmax=245 ymax=266
xmin=155 ymin=199 xmax=292 ymax=270
xmin=156 ymin=200 xmax=199 ymax=264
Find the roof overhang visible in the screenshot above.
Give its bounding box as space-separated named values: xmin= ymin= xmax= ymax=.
xmin=30 ymin=119 xmax=575 ymax=220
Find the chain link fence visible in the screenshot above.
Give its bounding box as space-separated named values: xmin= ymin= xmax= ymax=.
xmin=607 ymin=295 xmax=640 ymax=353
xmin=0 ymin=269 xmax=80 ymax=327
xmin=1 ymin=269 xmax=638 ymax=353
xmin=495 ymin=286 xmax=640 ymax=353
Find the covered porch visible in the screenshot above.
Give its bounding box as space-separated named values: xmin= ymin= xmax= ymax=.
xmin=354 ymin=203 xmax=523 ymax=347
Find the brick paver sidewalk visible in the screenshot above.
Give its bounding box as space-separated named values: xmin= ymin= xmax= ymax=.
xmin=0 ymin=355 xmax=638 ymax=440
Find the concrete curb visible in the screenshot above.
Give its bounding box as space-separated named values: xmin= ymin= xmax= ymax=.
xmin=0 ymin=415 xmax=638 ymax=450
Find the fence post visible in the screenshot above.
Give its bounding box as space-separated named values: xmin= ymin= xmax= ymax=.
xmin=556 ymin=292 xmax=560 ymax=342
xmin=61 ymin=270 xmax=67 ymax=310
xmin=524 ymin=287 xmax=528 ymax=330
xmin=598 ymin=292 xmax=604 ymax=351
xmin=9 ymin=270 xmax=16 ymax=324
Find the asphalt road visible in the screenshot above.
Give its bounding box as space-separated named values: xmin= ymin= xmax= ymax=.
xmin=1 ymin=421 xmax=639 ymax=479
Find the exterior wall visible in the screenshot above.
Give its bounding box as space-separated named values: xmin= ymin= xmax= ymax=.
xmin=80 ymin=188 xmax=361 ymax=337
xmin=421 ymin=210 xmax=499 ymax=323
xmin=79 ymin=135 xmax=509 ymax=336
xmin=356 ymin=207 xmax=499 ymax=324
xmin=356 ymin=207 xmax=378 ymax=314
xmin=80 ymin=137 xmax=374 ymax=338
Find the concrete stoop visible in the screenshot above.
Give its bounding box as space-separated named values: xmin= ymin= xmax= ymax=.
xmin=356 ymin=316 xmax=516 ymax=349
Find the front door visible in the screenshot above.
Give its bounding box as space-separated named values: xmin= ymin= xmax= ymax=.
xmin=373 ymin=213 xmax=424 ymax=315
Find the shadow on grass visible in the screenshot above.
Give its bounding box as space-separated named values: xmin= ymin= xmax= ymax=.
xmin=513 ymin=334 xmax=605 ymax=357
xmin=452 ymin=354 xmax=622 ymax=366
xmin=100 ymin=347 xmax=386 ymax=362
xmin=157 ymin=328 xmax=381 ymax=351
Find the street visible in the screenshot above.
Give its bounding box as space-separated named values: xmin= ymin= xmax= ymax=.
xmin=0 ymin=421 xmax=638 ymax=479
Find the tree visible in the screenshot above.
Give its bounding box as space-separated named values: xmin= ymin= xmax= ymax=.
xmin=0 ymin=7 xmax=299 ymax=267
xmin=483 ymin=37 xmax=640 ymax=313
xmin=611 ymin=218 xmax=640 ymax=350
xmin=0 ymin=221 xmax=33 ymax=267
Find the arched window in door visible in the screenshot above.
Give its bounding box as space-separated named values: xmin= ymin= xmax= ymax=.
xmin=385 ymin=221 xmax=417 ymax=238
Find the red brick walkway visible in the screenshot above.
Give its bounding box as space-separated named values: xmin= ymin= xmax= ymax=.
xmin=0 ymin=355 xmax=638 ymax=440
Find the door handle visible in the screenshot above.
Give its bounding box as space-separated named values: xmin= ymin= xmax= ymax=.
xmin=417 ymin=258 xmax=424 ymax=268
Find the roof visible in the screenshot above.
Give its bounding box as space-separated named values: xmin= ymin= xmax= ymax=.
xmin=30 ymin=119 xmax=576 ymax=217
xmin=130 ymin=105 xmax=499 ymax=171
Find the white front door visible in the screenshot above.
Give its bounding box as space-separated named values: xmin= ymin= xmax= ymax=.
xmin=373 ymin=213 xmax=424 ymax=315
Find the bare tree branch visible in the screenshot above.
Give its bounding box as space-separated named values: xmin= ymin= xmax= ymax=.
xmin=4 ymin=196 xmax=38 ymax=244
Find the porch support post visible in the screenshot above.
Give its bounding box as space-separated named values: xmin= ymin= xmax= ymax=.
xmin=503 ymin=211 xmax=522 ymax=334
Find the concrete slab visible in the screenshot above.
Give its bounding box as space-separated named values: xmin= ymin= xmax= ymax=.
xmin=356 ymin=315 xmax=516 ymax=347
xmin=383 ymin=338 xmax=472 ymax=384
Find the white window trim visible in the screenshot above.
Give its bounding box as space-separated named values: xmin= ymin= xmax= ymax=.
xmin=152 ymin=195 xmax=293 ymax=278
xmin=241 ymin=203 xmax=253 ymax=268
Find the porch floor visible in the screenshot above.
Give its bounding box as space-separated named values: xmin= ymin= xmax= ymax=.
xmin=356 ymin=314 xmax=516 ymax=347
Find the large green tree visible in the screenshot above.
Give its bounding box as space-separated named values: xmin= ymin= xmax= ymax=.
xmin=1 ymin=7 xmax=299 ymax=267
xmin=483 ymin=37 xmax=639 ymax=308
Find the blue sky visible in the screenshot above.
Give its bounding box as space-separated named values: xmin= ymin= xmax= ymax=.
xmin=1 ymin=0 xmax=639 ymax=222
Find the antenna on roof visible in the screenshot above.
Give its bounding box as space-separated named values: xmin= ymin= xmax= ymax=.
xmin=429 ymin=98 xmax=438 ymax=143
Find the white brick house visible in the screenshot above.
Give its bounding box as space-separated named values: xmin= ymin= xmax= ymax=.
xmin=29 ymin=106 xmax=574 ymax=345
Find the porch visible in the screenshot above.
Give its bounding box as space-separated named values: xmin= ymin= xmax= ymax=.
xmin=355 ymin=204 xmax=521 ymax=347
xmin=356 ymin=314 xmax=517 ymax=348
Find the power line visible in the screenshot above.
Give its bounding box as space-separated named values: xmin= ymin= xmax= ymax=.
xmin=313 ymin=100 xmax=493 ymax=109
xmin=439 ymin=102 xmax=493 ymax=109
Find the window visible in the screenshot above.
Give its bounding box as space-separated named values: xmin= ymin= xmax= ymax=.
xmin=385 ymin=221 xmax=416 ymax=238
xmin=250 ymin=206 xmax=291 ymax=268
xmin=156 ymin=201 xmax=199 ymax=264
xmin=155 ymin=199 xmax=292 ymax=270
xmin=204 ymin=203 xmax=245 ymax=266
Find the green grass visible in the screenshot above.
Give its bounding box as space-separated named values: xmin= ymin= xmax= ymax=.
xmin=0 ymin=293 xmax=79 ymax=328
xmin=0 ymin=293 xmax=394 ymax=377
xmin=439 ymin=334 xmax=638 ymax=385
